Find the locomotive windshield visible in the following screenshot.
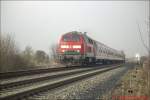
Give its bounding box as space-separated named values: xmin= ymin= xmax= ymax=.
xmin=63 ymin=33 xmax=80 ymax=42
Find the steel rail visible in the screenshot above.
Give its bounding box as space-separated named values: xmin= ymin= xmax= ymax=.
xmin=0 ymin=63 xmax=121 ymax=79
xmin=0 ymin=64 xmax=122 ymax=100
xmin=0 ymin=67 xmax=100 ymax=89
xmin=0 ymin=66 xmax=79 ymax=79
xmin=0 ymin=64 xmax=120 ymax=89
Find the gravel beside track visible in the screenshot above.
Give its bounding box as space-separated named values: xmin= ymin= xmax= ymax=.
xmin=27 ymin=64 xmax=130 ymax=100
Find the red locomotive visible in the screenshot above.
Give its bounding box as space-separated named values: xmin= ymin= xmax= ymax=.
xmin=58 ymin=31 xmax=125 ymax=65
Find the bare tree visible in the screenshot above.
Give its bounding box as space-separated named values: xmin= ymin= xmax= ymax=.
xmin=137 ymin=16 xmax=150 ymax=93
xmin=0 ymin=33 xmax=19 ymax=71
xmin=137 ymin=21 xmax=149 ymax=52
xmin=136 ymin=16 xmax=150 ymax=66
xmin=49 ymin=44 xmax=59 ymax=62
xmin=34 ymin=50 xmax=49 ymax=64
xmin=21 ymin=46 xmax=34 ymax=66
xmin=35 ymin=50 xmax=45 ymax=63
xmin=0 ymin=33 xmax=51 ymax=71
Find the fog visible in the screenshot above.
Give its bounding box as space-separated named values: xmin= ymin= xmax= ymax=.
xmin=1 ymin=1 xmax=149 ymax=57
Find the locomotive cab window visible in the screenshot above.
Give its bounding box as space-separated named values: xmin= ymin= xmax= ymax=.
xmin=63 ymin=34 xmax=71 ymax=41
xmin=63 ymin=33 xmax=80 ymax=42
xmin=72 ymin=34 xmax=80 ymax=42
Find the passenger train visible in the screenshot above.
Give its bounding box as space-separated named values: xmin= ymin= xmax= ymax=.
xmin=58 ymin=31 xmax=125 ymax=65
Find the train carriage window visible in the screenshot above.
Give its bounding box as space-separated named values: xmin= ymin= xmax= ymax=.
xmin=90 ymin=39 xmax=93 ymax=44
xmin=99 ymin=48 xmax=101 ymax=53
xmin=94 ymin=42 xmax=98 ymax=50
xmin=101 ymin=48 xmax=103 ymax=53
xmin=103 ymin=50 xmax=105 ymax=54
xmin=107 ymin=51 xmax=109 ymax=55
xmin=90 ymin=39 xmax=92 ymax=44
xmin=88 ymin=47 xmax=92 ymax=52
xmin=106 ymin=49 xmax=108 ymax=54
xmin=88 ymin=39 xmax=90 ymax=43
xmin=104 ymin=49 xmax=106 ymax=54
xmin=107 ymin=50 xmax=109 ymax=55
xmin=103 ymin=47 xmax=106 ymax=53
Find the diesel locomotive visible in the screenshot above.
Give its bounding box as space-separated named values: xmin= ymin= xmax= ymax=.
xmin=58 ymin=31 xmax=125 ymax=65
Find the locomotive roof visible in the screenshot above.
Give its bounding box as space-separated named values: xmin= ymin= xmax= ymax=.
xmin=64 ymin=31 xmax=82 ymax=35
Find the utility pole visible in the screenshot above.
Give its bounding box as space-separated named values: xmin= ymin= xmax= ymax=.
xmin=148 ymin=15 xmax=150 ymax=94
xmin=148 ymin=2 xmax=150 ymax=92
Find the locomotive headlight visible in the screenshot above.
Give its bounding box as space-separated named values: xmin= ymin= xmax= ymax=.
xmin=61 ymin=45 xmax=69 ymax=48
xmin=62 ymin=50 xmax=65 ymax=52
xmin=73 ymin=45 xmax=81 ymax=48
xmin=77 ymin=50 xmax=80 ymax=52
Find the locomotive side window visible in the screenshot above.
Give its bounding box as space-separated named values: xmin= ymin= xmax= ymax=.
xmin=90 ymin=39 xmax=93 ymax=44
xmin=88 ymin=38 xmax=93 ymax=44
xmin=88 ymin=39 xmax=91 ymax=44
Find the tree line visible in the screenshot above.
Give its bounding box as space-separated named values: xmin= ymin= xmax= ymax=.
xmin=0 ymin=33 xmax=58 ymax=72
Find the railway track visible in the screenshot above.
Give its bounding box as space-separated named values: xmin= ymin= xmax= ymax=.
xmin=0 ymin=66 xmax=79 ymax=79
xmin=0 ymin=64 xmax=123 ymax=100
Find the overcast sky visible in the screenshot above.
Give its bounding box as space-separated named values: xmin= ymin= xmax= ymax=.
xmin=1 ymin=1 xmax=149 ymax=58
